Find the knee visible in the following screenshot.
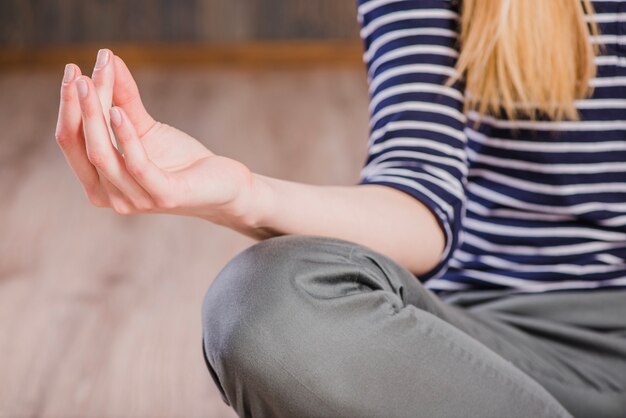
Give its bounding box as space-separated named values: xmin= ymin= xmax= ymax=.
xmin=202 ymin=234 xmax=353 ymax=335
xmin=200 ymin=234 xmax=355 ymax=389
xmin=202 ymin=235 xmax=304 ymax=347
xmin=203 ymin=234 xmax=341 ymax=312
xmin=204 ymin=233 xmax=356 ymax=309
xmin=201 ymin=234 xmax=403 ymax=349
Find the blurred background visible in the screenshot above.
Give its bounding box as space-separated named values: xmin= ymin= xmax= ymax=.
xmin=1 ymin=0 xmax=362 ymax=68
xmin=0 ymin=1 xmax=369 ymax=417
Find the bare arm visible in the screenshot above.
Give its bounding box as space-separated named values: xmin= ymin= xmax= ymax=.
xmin=228 ymin=175 xmax=445 ymax=277
xmin=54 ymin=50 xmax=445 ymax=278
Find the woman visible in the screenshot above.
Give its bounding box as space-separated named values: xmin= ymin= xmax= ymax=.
xmin=55 ymin=0 xmax=626 ymax=416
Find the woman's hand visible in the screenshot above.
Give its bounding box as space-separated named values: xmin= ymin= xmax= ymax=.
xmin=54 ymin=49 xmax=259 ymax=226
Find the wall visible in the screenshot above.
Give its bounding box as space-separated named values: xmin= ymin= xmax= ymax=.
xmin=0 ymin=0 xmax=360 ymax=47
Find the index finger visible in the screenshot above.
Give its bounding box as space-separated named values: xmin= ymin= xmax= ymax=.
xmin=112 ymin=54 xmax=156 ymax=137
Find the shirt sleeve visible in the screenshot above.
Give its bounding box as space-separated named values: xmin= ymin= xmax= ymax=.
xmin=356 ymin=0 xmax=468 ymax=282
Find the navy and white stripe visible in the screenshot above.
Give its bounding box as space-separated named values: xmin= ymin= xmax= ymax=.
xmin=356 ymin=0 xmax=626 ymax=294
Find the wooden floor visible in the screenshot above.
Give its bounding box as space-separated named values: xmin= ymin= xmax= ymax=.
xmin=0 ymin=65 xmax=369 ymax=417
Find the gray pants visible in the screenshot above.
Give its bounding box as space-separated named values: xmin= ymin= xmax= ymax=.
xmin=201 ymin=235 xmax=626 ymax=418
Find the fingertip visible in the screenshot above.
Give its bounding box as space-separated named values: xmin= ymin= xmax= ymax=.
xmin=94 ymin=48 xmax=111 ymax=71
xmin=63 ymin=64 xmax=76 ymax=84
xmin=76 ymin=76 xmax=90 ymax=100
xmin=110 ymin=107 xmax=136 ymax=141
xmin=110 ymin=106 xmax=123 ymax=127
xmin=61 ymin=63 xmax=82 ymax=84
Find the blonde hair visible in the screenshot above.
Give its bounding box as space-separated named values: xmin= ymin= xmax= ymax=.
xmin=446 ymin=0 xmax=603 ymax=123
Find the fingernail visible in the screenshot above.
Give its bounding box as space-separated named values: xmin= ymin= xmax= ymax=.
xmin=110 ymin=107 xmax=122 ymax=127
xmin=95 ymin=49 xmax=109 ymax=69
xmin=76 ymin=77 xmax=88 ymax=99
xmin=63 ymin=64 xmax=75 ymax=83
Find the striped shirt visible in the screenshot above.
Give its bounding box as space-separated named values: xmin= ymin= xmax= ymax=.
xmin=356 ymin=0 xmax=626 ymax=295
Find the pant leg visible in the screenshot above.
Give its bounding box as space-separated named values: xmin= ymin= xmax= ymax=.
xmin=441 ymin=289 xmax=626 ymax=418
xmin=201 ymin=234 xmax=572 ymax=418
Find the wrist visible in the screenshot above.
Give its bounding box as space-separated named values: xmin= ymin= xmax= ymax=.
xmin=220 ymin=172 xmax=277 ymax=237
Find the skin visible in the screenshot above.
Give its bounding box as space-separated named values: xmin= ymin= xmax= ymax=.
xmin=55 ymin=49 xmax=445 ymax=277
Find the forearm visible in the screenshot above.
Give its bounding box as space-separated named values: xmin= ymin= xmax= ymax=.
xmin=228 ymin=173 xmax=445 ymax=277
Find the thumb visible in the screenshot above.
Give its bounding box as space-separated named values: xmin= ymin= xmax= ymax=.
xmin=112 ymin=54 xmax=156 ymax=137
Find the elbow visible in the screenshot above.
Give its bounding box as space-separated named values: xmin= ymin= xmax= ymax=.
xmin=411 ymin=225 xmax=446 ymax=277
xmin=406 ymin=196 xmax=448 ymax=277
